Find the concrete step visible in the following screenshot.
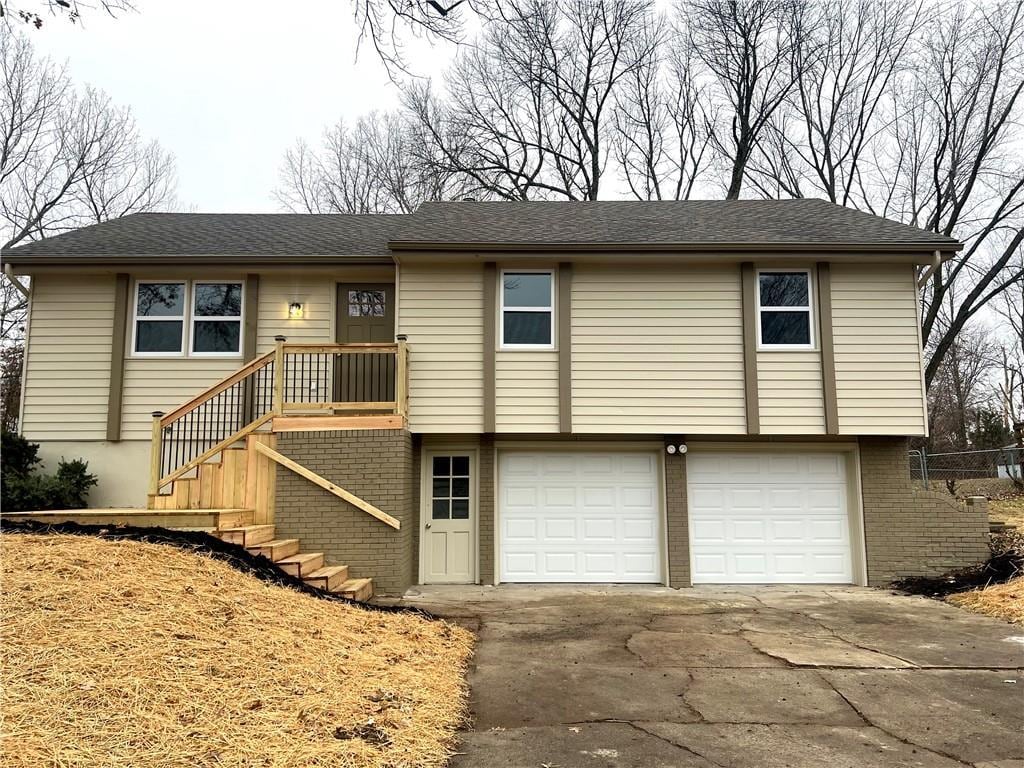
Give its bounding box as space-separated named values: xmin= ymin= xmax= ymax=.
xmin=277 ymin=552 xmax=325 ymax=578
xmin=337 ymin=577 xmax=373 ymax=602
xmin=304 ymin=565 xmax=350 ymax=592
xmin=246 ymin=538 xmax=300 ymax=562
xmin=217 ymin=524 xmax=275 ymax=547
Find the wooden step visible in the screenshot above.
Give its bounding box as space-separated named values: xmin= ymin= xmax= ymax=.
xmin=277 ymin=552 xmax=325 ymax=578
xmin=217 ymin=524 xmax=275 ymax=547
xmin=337 ymin=577 xmax=373 ymax=602
xmin=303 ymin=565 xmax=350 ymax=591
xmin=246 ymin=538 xmax=299 ymax=562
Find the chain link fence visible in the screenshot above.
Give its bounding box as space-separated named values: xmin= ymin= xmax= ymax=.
xmin=910 ymin=447 xmax=1023 ymax=491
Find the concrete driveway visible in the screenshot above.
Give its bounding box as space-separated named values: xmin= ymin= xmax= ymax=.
xmin=393 ymin=585 xmax=1024 ymax=768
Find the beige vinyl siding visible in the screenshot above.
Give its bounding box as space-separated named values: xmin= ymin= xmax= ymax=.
xmin=571 ymin=264 xmax=746 ymax=433
xmin=495 ymin=351 xmax=559 ymax=432
xmin=831 ymin=263 xmax=926 ymax=435
xmin=398 ymin=264 xmax=484 ymax=432
xmin=756 ymin=351 xmax=826 ymax=434
xmin=21 ymin=275 xmax=115 ymax=440
xmin=256 ymin=275 xmax=335 ymax=352
xmin=119 ymin=358 xmax=239 ymax=439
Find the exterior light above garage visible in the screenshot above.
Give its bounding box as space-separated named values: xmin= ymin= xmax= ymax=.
xmin=288 ymin=302 xmax=303 ymax=319
xmin=666 ymin=445 xmax=677 ymax=454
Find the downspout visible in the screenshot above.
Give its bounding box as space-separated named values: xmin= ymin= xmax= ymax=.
xmin=917 ymin=250 xmax=943 ymax=289
xmin=3 ymin=263 xmax=30 ymax=298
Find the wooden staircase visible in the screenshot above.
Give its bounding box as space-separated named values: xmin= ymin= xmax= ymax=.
xmin=150 ymin=438 xmax=373 ymax=602
xmin=213 ymin=517 xmax=373 ymax=602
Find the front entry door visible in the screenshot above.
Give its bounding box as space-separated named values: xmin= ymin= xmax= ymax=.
xmin=421 ymin=452 xmax=476 ymax=583
xmin=335 ymin=284 xmax=396 ymax=404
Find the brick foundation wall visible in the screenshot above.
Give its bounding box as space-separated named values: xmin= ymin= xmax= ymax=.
xmin=859 ymin=436 xmax=990 ymax=586
xmin=478 ymin=435 xmax=496 ymax=585
xmin=664 ymin=441 xmax=691 ymax=588
xmin=273 ymin=429 xmax=414 ymax=595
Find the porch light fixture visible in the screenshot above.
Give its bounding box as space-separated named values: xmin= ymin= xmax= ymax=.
xmin=288 ymin=302 xmax=303 ymax=319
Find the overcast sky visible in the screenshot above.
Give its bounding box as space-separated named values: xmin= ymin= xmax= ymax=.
xmin=27 ymin=0 xmax=453 ymax=213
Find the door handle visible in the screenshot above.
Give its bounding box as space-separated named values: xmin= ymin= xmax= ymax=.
xmin=425 ymin=523 xmax=432 ymax=529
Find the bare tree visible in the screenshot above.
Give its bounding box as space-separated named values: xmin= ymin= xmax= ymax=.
xmin=613 ymin=26 xmax=717 ymax=200
xmin=1 ymin=33 xmax=178 ymax=250
xmin=683 ymin=0 xmax=808 ymax=199
xmin=746 ymin=0 xmax=922 ymax=204
xmin=926 ymin=322 xmax=1001 ymax=450
xmin=406 ymin=0 xmax=658 ymax=201
xmin=1 ymin=0 xmax=134 ymax=31
xmin=276 ymin=110 xmax=466 ymax=214
xmin=883 ymin=0 xmax=1024 ymax=389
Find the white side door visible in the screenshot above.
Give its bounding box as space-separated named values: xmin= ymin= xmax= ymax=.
xmin=421 ymin=452 xmax=476 ymax=584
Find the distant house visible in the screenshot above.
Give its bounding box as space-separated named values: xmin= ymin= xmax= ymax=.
xmin=2 ymin=200 xmax=990 ymax=595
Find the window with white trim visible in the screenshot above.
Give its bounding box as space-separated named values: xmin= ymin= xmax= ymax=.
xmin=134 ymin=281 xmax=186 ymax=355
xmin=500 ymin=269 xmax=554 ymax=348
xmin=132 ymin=280 xmax=243 ymax=356
xmin=756 ymin=269 xmax=814 ymax=349
xmin=191 ymin=282 xmax=243 ymax=354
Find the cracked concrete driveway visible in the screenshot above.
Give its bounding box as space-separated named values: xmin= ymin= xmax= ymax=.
xmin=392 ymin=585 xmax=1024 ymax=768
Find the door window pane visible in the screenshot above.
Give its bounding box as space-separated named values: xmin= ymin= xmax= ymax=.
xmin=431 ymin=455 xmax=471 ymax=523
xmin=348 ymin=290 xmax=386 ymax=317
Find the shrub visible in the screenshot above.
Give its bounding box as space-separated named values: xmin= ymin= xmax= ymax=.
xmin=1 ymin=432 xmax=97 ymax=512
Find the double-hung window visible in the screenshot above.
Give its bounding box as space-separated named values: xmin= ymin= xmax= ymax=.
xmin=133 ymin=280 xmax=243 ymax=356
xmin=134 ymin=281 xmax=186 ymax=355
xmin=756 ymin=269 xmax=814 ymax=349
xmin=501 ymin=269 xmax=554 ymax=348
xmin=191 ymin=282 xmax=243 ymax=355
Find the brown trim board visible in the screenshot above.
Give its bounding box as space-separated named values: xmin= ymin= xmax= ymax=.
xmin=105 ymin=273 xmax=130 ymax=441
xmin=740 ymin=262 xmax=760 ymax=435
xmin=558 ymin=262 xmax=573 ymax=433
xmin=243 ymin=273 xmax=260 ymax=362
xmin=483 ymin=262 xmax=497 ymax=433
xmin=816 ymin=262 xmax=839 ymax=434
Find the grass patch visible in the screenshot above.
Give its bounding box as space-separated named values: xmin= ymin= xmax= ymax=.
xmin=947 ymin=577 xmax=1024 ymax=625
xmin=0 ymin=533 xmax=473 ymax=767
xmin=990 ymin=495 xmax=1024 ymax=529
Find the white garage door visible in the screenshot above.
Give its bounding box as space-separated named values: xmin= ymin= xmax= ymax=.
xmin=687 ymin=451 xmax=854 ymax=584
xmin=499 ymin=451 xmax=663 ymax=583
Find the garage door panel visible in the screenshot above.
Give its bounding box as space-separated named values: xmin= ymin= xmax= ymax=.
xmin=499 ymin=451 xmax=663 ymax=583
xmin=689 ymin=451 xmax=853 ymax=584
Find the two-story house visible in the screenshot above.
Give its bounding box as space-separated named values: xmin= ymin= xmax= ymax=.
xmin=3 ymin=200 xmax=990 ymax=598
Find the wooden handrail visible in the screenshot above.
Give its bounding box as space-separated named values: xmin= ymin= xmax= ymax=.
xmin=281 ymin=343 xmax=398 ymax=354
xmin=160 ymin=351 xmax=274 ymax=426
xmin=157 ymin=412 xmax=276 ymax=490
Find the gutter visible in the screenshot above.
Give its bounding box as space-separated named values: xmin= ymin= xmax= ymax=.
xmin=3 ymin=263 xmax=29 ymax=298
xmin=387 ymin=240 xmax=963 ymax=254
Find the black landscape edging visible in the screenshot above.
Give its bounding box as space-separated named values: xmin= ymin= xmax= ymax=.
xmin=0 ymin=518 xmax=435 ymax=618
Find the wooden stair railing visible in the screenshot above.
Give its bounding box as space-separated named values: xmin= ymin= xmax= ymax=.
xmin=150 ymin=338 xmax=409 ymax=497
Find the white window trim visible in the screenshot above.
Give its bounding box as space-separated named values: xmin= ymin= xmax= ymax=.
xmin=755 ymin=268 xmax=816 ymax=351
xmin=131 ymin=280 xmax=186 ymax=357
xmin=189 ymin=280 xmax=244 ymax=357
xmin=130 ymin=279 xmax=244 ymax=358
xmin=499 ymin=268 xmax=555 ymax=350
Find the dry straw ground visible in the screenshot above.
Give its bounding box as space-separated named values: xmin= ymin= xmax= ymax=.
xmin=947 ymin=576 xmax=1024 ymax=625
xmin=0 ymin=533 xmax=473 ymax=767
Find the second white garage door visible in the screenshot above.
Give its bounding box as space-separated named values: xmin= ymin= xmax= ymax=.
xmin=687 ymin=451 xmax=855 ymax=584
xmin=499 ymin=451 xmax=663 ymax=583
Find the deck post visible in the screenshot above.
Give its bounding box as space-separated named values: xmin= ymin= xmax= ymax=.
xmin=149 ymin=411 xmax=164 ymax=496
xmin=273 ymin=335 xmax=286 ymax=414
xmin=396 ymin=335 xmax=408 ymax=420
